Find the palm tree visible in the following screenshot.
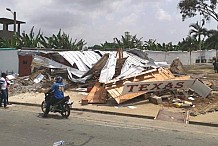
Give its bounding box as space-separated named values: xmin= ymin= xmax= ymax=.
xmin=16 ymin=26 xmax=42 ymax=48
xmin=39 ymin=29 xmax=86 ymax=50
xmin=114 ymin=32 xmax=144 ymax=49
xmin=144 ymin=39 xmax=158 ymax=50
xmin=189 ymin=20 xmax=208 ymax=62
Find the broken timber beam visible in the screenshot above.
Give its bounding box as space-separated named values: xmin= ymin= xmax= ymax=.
xmin=83 ymin=82 xmax=107 ymax=104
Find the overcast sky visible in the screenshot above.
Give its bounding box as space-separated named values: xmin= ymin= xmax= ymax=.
xmin=0 ymin=0 xmax=217 ymax=46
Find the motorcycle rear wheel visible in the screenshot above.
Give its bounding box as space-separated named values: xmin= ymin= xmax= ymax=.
xmin=61 ymin=104 xmax=70 ymax=118
xmin=41 ymin=101 xmax=46 ymax=113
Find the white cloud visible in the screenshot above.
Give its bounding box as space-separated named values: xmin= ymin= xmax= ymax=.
xmin=0 ymin=0 xmax=217 ymax=46
xmin=156 ymin=8 xmax=172 ymax=21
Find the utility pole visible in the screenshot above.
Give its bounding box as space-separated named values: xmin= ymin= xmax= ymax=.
xmin=6 ymin=8 xmax=16 ymax=35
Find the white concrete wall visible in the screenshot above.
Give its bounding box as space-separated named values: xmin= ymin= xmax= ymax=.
xmin=144 ymin=49 xmax=217 ymax=65
xmin=0 ymin=48 xmax=18 ymax=74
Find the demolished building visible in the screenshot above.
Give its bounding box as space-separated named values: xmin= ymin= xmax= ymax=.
xmin=18 ymin=48 xmax=212 ymax=106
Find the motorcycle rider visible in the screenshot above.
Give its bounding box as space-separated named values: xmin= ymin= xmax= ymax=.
xmin=43 ymin=76 xmax=65 ymax=117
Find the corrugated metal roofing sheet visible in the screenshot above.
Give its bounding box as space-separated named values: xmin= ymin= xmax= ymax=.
xmin=57 ymin=50 xmax=159 ymax=83
xmin=32 ymin=49 xmax=167 ymax=83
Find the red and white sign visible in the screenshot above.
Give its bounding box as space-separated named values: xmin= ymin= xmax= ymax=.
xmin=122 ymin=79 xmax=195 ymax=94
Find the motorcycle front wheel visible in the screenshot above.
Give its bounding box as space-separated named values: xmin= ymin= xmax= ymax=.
xmin=41 ymin=101 xmax=46 ymax=113
xmin=61 ymin=104 xmax=70 ymax=118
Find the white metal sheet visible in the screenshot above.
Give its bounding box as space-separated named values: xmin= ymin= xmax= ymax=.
xmin=59 ymin=51 xmax=89 ymax=71
xmin=122 ymin=79 xmax=195 ymax=94
xmin=32 ymin=55 xmax=69 ymax=68
xmin=115 ymin=65 xmax=144 ymax=80
xmin=99 ymin=53 xmax=117 ymax=83
xmin=190 ymin=79 xmax=212 ymax=98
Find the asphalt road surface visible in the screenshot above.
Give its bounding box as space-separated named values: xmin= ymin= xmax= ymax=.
xmin=0 ymin=104 xmax=217 ymax=146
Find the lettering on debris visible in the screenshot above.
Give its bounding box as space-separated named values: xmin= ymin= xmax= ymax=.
xmin=122 ymin=80 xmax=195 ymax=94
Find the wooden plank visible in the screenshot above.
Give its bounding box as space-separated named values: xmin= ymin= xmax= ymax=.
xmin=105 ymin=68 xmax=193 ymax=104
xmin=84 ymin=83 xmax=107 ymax=103
xmin=115 ymin=92 xmax=146 ymax=104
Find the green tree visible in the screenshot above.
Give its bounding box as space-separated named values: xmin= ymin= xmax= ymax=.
xmin=88 ymin=45 xmax=103 ymax=50
xmin=39 ymin=29 xmax=86 ymax=50
xmin=0 ymin=27 xmax=86 ymax=50
xmin=189 ymin=20 xmax=208 ymax=39
xmin=178 ymin=0 xmax=218 ymax=21
xmin=178 ymin=36 xmax=198 ymax=64
xmin=99 ymin=41 xmax=119 ymax=50
xmin=189 ymin=20 xmax=208 ymax=62
xmin=189 ymin=20 xmax=208 ymax=49
xmin=204 ymin=29 xmax=218 ymax=58
xmin=0 ymin=35 xmax=17 ymax=48
xmin=115 ymin=32 xmax=144 ymax=49
xmin=143 ymin=39 xmax=158 ymax=50
xmin=204 ymin=29 xmax=218 ymax=49
xmin=178 ymin=36 xmax=198 ymax=51
xmin=16 ymin=26 xmax=43 ymax=48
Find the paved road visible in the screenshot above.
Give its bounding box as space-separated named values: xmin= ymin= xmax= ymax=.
xmin=0 ymin=105 xmax=217 ymax=146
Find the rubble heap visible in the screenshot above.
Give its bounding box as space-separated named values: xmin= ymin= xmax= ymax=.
xmin=10 ymin=49 xmax=218 ymax=117
xmin=8 ymin=76 xmax=52 ymax=96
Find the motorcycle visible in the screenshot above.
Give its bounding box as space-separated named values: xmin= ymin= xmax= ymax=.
xmin=41 ymin=92 xmax=73 ymax=118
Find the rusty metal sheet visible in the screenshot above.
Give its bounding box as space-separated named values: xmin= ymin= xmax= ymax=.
xmin=155 ymin=109 xmax=189 ymax=124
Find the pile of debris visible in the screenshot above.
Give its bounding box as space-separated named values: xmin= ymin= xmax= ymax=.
xmin=8 ymin=76 xmax=51 ymax=96
xmin=10 ymin=48 xmax=218 ymax=116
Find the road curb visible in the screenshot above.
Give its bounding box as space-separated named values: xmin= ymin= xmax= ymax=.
xmin=10 ymin=101 xmax=218 ymax=127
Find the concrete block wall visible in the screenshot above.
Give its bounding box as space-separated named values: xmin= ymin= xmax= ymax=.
xmin=144 ymin=49 xmax=217 ymax=65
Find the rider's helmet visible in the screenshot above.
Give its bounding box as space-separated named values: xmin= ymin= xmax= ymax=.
xmin=1 ymin=72 xmax=7 ymax=78
xmin=55 ymin=76 xmax=63 ymax=83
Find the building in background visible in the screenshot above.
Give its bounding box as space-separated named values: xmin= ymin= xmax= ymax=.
xmin=0 ymin=18 xmax=25 ymax=40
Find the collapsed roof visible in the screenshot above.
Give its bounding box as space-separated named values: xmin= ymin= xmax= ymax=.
xmin=32 ymin=49 xmax=168 ymax=83
xmin=31 ymin=49 xmax=211 ymax=104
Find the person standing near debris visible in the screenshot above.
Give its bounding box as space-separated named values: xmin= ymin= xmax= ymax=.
xmin=43 ymin=76 xmax=65 ymax=117
xmin=0 ymin=73 xmax=8 ymax=108
xmin=212 ymin=57 xmax=218 ymax=73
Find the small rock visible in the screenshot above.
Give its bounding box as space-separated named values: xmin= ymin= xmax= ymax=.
xmin=190 ymin=112 xmax=198 ymax=116
xmin=199 ymin=111 xmax=207 ymax=115
xmin=207 ymin=108 xmax=215 ymax=112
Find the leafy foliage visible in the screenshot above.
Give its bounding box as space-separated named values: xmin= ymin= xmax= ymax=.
xmin=16 ymin=26 xmax=43 ymax=48
xmin=0 ymin=27 xmax=86 ymax=50
xmin=178 ymin=36 xmax=199 ymax=51
xmin=178 ymin=0 xmax=218 ymax=21
xmin=0 ymin=35 xmax=17 ymax=48
xmin=97 ymin=32 xmax=144 ymax=50
xmin=114 ymin=32 xmax=144 ymax=49
xmin=39 ymin=29 xmax=87 ymax=50
xmin=189 ymin=20 xmax=208 ymax=42
xmin=204 ymin=29 xmax=218 ymax=49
